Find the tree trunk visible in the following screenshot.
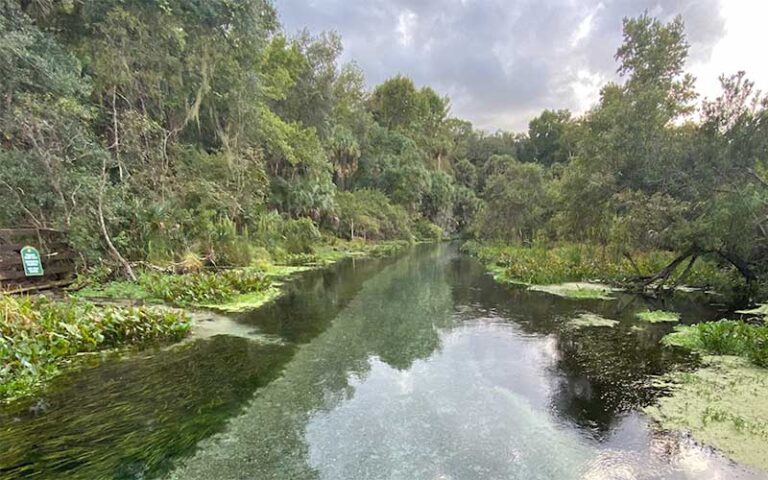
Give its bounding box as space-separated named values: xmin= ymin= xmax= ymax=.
xmin=99 ymin=157 xmax=136 ymax=281
xmin=718 ymin=250 xmax=756 ymax=284
xmin=643 ymin=248 xmax=697 ymax=287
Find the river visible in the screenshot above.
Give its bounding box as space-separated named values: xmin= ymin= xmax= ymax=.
xmin=0 ymin=243 xmax=764 ymax=479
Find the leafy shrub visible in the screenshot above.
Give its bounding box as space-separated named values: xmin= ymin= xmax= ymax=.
xmin=334 ymin=189 xmax=413 ymax=241
xmin=280 ymin=217 xmax=322 ymax=254
xmin=0 ymin=295 xmax=190 ymax=399
xmin=411 ymin=217 xmax=444 ymax=241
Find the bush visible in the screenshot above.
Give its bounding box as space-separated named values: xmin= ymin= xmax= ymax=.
xmin=0 ymin=295 xmax=190 ymax=399
xmin=334 ymin=189 xmax=412 ymax=241
xmin=280 ymin=217 xmax=322 ymax=254
xmin=411 ymin=217 xmax=444 ymax=241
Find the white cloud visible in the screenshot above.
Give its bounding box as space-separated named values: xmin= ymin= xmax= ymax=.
xmin=396 ymin=10 xmax=418 ymax=47
xmin=690 ymin=0 xmax=768 ymax=102
xmin=278 ymin=0 xmax=755 ymax=132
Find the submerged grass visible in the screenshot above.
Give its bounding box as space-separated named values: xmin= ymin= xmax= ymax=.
xmin=0 ymin=295 xmax=190 ymax=401
xmin=650 ymin=318 xmax=768 ymax=470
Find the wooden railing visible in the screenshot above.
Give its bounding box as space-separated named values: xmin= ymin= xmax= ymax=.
xmin=0 ymin=228 xmax=77 ymax=293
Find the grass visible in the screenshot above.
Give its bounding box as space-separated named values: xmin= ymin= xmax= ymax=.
xmin=636 ymin=310 xmax=680 ymax=323
xmin=461 ymin=241 xmax=744 ymax=293
xmin=662 ymin=320 xmax=768 ymax=367
xmin=0 ymin=295 xmax=190 ymax=401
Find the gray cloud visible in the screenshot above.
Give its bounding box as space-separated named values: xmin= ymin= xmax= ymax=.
xmin=277 ymin=0 xmax=726 ymax=131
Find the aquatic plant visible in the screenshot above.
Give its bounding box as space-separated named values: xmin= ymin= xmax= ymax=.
xmin=529 ymin=282 xmax=615 ymax=300
xmin=646 ymin=356 xmax=768 ymax=472
xmin=0 ymin=295 xmax=190 ymax=400
xmin=568 ymin=313 xmax=619 ymax=329
xmin=139 ymin=270 xmax=271 ymax=306
xmin=636 ymin=310 xmax=680 ymax=323
xmin=662 ymin=320 xmax=768 ymax=367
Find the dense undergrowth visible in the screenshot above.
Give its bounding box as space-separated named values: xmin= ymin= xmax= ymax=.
xmin=461 ymin=241 xmax=745 ymax=294
xmin=0 ymin=295 xmax=190 ymax=401
xmin=77 ymin=239 xmax=412 ymax=306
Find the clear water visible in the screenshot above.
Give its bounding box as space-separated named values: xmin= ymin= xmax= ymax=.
xmin=0 ymin=244 xmax=764 ymax=479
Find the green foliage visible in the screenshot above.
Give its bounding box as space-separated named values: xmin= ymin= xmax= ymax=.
xmin=139 ymin=270 xmax=270 ymax=306
xmin=462 ymin=242 xmax=739 ymax=290
xmin=0 ymin=295 xmax=190 ymax=399
xmin=2 ymin=1 xmax=767 ymax=301
xmin=473 ymin=158 xmax=550 ymax=243
xmin=334 ymin=189 xmax=412 ymax=241
xmin=663 ymin=320 xmax=768 ymax=367
xmin=410 ymin=217 xmax=444 ymax=241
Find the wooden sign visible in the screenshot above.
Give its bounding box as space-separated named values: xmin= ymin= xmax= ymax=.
xmin=20 ymin=246 xmax=44 ymax=277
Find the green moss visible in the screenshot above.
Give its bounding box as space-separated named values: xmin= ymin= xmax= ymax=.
xmin=529 ymin=282 xmax=615 ymax=300
xmin=636 ymin=310 xmax=680 ymax=323
xmin=646 ymin=356 xmax=768 ymax=472
xmin=568 ymin=313 xmax=619 ymax=329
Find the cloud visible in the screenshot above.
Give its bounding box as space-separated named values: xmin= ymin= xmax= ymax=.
xmin=277 ymin=0 xmax=726 ymax=131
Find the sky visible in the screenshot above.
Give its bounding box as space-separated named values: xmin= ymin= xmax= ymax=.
xmin=277 ymin=0 xmax=768 ymax=132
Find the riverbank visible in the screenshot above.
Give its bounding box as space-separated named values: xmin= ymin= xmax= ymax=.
xmin=0 ymin=239 xmax=411 ymax=403
xmin=461 ymin=241 xmax=746 ymax=297
xmin=76 ymin=239 xmax=411 ymax=311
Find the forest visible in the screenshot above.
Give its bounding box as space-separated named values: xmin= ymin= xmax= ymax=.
xmin=2 ymin=0 xmax=767 ymax=297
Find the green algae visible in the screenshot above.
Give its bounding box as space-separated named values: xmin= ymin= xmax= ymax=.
xmin=528 ymin=282 xmax=615 ymax=300
xmin=199 ymin=286 xmax=283 ymax=314
xmin=567 ymin=313 xmax=619 ymax=329
xmin=636 ymin=310 xmax=680 ymax=323
xmin=646 ymin=355 xmax=768 ymax=472
xmin=736 ymin=304 xmax=768 ymax=316
xmin=661 ymin=325 xmax=700 ymax=350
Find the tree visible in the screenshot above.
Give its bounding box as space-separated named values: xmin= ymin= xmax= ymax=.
xmin=521 ymin=109 xmax=573 ymax=166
